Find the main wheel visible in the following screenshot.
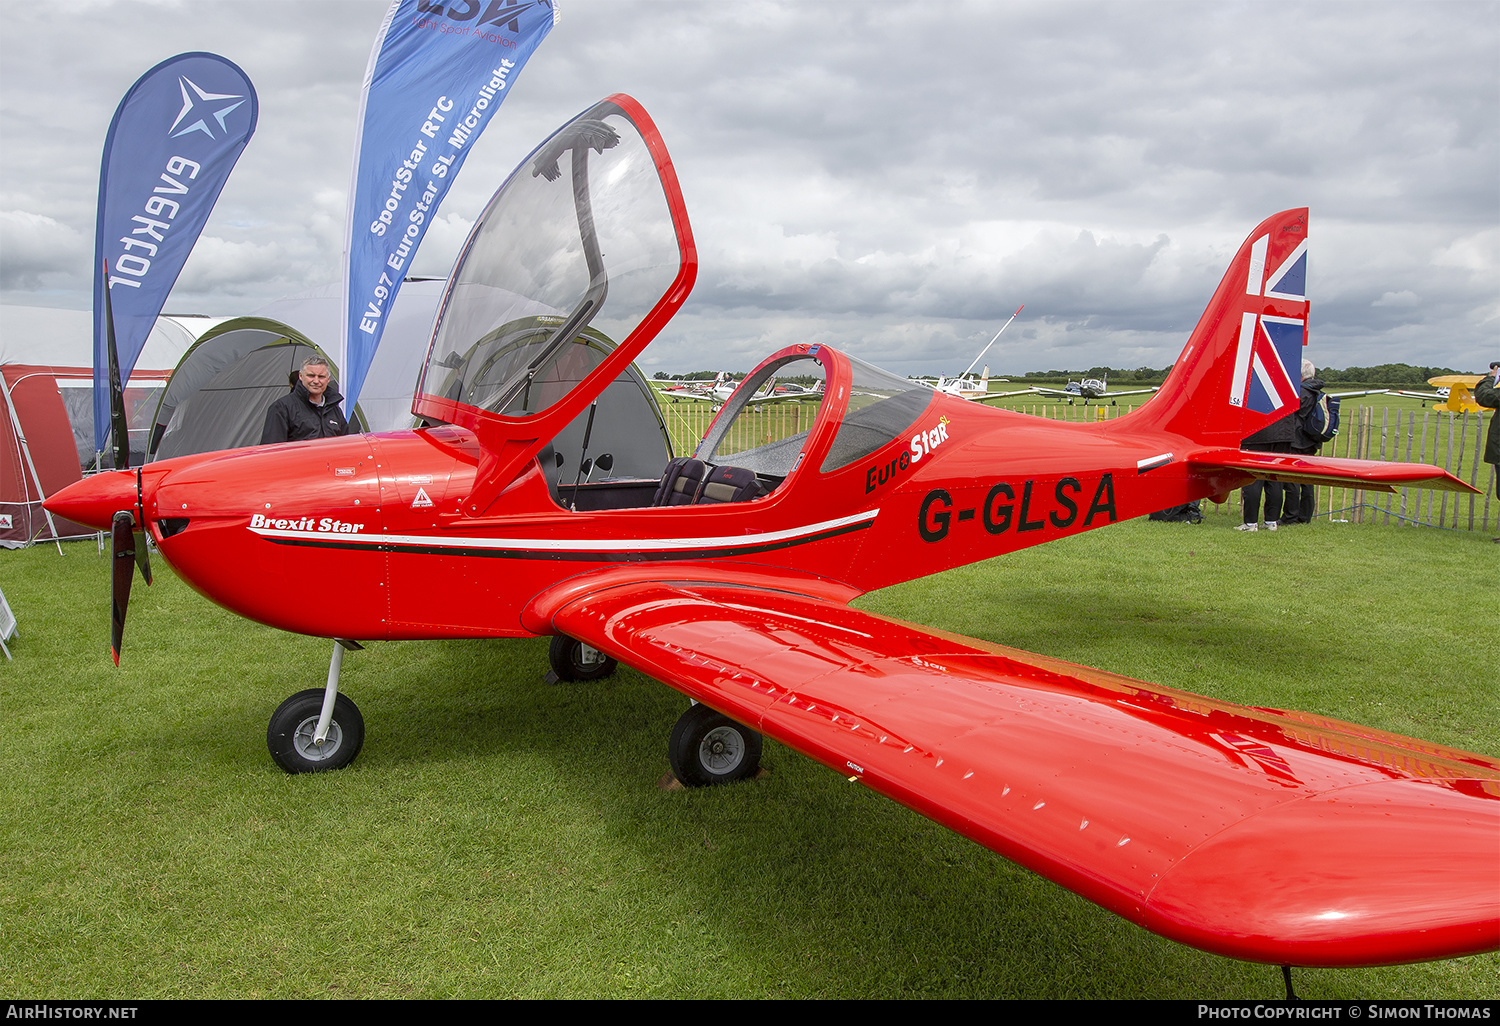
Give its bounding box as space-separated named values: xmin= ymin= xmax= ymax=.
xmin=549 ymin=634 xmax=618 ymax=681
xmin=267 ymin=689 xmax=365 ymax=774
xmin=668 ymin=704 xmax=763 ymax=787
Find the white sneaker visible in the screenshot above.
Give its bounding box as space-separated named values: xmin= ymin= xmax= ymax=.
xmin=1265 ymin=521 xmax=1278 ymax=531
xmin=1235 ymin=523 xmax=1258 ymax=532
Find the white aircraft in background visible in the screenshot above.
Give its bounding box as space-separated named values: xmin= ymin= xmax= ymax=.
xmin=924 ymin=305 xmax=1044 ymax=404
xmin=1028 ymin=373 xmax=1161 ymax=405
xmin=658 ymin=372 xmax=784 ymax=406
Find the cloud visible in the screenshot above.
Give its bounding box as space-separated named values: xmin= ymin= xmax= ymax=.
xmin=0 ymin=211 xmax=88 ymax=290
xmin=1 ymin=1 xmax=1494 ymax=372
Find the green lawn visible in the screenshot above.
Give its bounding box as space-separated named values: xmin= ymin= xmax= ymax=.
xmin=1 ymin=519 xmax=1496 ymax=999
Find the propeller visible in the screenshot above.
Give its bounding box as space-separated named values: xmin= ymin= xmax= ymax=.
xmin=101 ymin=262 xmax=152 ymax=664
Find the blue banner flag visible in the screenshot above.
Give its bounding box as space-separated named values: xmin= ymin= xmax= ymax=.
xmin=341 ymin=0 xmax=558 ymax=413
xmin=92 ymin=52 xmax=258 ymax=454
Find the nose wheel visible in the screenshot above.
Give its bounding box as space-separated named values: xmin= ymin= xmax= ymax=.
xmin=267 ymin=688 xmax=365 ymax=773
xmin=668 ymin=703 xmax=763 ymax=787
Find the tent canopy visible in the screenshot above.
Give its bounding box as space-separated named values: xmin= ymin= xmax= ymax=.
xmin=253 ymin=278 xmax=446 ymax=435
xmin=148 ymin=319 xmax=366 ymax=462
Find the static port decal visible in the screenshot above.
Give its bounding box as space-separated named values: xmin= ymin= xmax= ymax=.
xmin=918 ymin=474 xmax=1116 ymax=542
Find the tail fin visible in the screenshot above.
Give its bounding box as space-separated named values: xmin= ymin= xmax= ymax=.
xmin=1132 ymin=209 xmax=1310 ymax=447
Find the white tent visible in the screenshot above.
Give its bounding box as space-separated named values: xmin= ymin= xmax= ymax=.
xmin=252 ymin=278 xmax=447 ymax=434
xmin=144 ymin=279 xmax=448 ymax=462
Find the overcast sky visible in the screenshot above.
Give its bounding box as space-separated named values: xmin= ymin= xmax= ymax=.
xmin=2 ymin=0 xmax=1496 ymax=377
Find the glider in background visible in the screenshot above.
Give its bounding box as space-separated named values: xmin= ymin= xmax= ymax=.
xmin=50 ymin=95 xmax=1496 ymax=976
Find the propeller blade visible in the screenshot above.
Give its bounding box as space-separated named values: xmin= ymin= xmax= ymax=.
xmin=110 ymin=510 xmax=135 ymax=665
xmin=133 ymin=528 xmax=153 ymax=586
xmin=102 ymin=261 xmax=130 ymax=471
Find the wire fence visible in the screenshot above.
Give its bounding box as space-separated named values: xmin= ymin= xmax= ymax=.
xmin=655 ymin=393 xmax=1497 ymax=534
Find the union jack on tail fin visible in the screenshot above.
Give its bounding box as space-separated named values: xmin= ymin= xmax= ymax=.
xmin=1125 ymin=209 xmax=1475 ymax=495
xmin=1132 ymin=208 xmax=1310 ymax=448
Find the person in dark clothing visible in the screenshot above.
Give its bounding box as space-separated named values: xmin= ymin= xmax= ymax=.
xmin=260 ymin=356 xmax=349 ymax=444
xmin=1235 ymin=378 xmax=1301 ymax=532
xmin=1475 ymin=363 xmax=1499 ymax=531
xmin=1282 ymin=359 xmax=1326 ymax=525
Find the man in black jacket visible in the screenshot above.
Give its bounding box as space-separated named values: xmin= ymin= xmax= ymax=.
xmin=1282 ymin=359 xmax=1327 ymax=525
xmin=1235 ymin=373 xmax=1302 ymax=532
xmin=260 ymin=356 xmax=349 ymax=444
xmin=1476 ymin=362 xmax=1499 ymax=506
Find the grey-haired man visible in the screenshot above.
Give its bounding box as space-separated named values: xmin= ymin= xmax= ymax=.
xmin=260 ymin=356 xmax=349 ymax=444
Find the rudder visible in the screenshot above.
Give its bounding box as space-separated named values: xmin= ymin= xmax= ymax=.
xmin=1131 ymin=209 xmax=1310 ymax=447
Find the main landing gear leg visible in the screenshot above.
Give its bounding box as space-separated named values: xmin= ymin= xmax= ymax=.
xmin=266 ymin=639 xmax=366 ymax=774
xmin=546 ymin=634 xmax=618 ymax=683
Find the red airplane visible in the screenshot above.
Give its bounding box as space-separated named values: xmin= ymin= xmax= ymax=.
xmin=49 ymin=95 xmax=1498 ymax=974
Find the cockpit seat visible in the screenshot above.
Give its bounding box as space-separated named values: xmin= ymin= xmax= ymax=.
xmin=653 ymin=457 xmax=766 ymax=507
xmin=654 ymin=457 xmax=709 ymax=505
xmin=699 ymin=464 xmax=766 ymax=504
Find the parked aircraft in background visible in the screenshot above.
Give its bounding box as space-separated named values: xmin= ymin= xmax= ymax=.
xmin=658 ymin=372 xmax=773 ymax=403
xmin=50 ymin=96 xmax=1496 ymax=975
xmin=920 ymin=305 xmax=1041 ymax=404
xmin=1028 ymin=374 xmax=1161 ymax=404
xmin=1393 ymin=375 xmax=1485 ymax=412
xmin=656 ymin=371 xmax=735 ymax=401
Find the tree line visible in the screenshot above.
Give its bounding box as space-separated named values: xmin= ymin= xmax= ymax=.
xmin=657 ymin=363 xmax=1470 ymax=386
xmin=1013 ymin=363 xmax=1467 ymax=385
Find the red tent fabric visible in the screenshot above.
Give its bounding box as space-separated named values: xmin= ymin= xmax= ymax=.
xmin=0 ymin=363 xmax=171 ymax=547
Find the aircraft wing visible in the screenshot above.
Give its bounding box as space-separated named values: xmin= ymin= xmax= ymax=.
xmin=533 ymin=568 xmax=1499 ymax=967
xmin=969 ymin=388 xmax=1044 ymax=402
xmin=1188 ymin=448 xmax=1480 ymax=493
xmin=1329 ymin=388 xmax=1389 ymax=399
xmin=743 ymin=391 xmax=804 ymax=405
xmin=1104 ymin=386 xmax=1161 ymax=397
xmin=657 ymin=387 xmax=720 ymax=402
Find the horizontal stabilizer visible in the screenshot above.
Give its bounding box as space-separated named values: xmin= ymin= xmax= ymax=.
xmin=1189 ymin=448 xmax=1480 ymax=494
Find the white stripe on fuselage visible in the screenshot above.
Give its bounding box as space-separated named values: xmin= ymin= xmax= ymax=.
xmin=248 ymin=508 xmax=880 ymax=553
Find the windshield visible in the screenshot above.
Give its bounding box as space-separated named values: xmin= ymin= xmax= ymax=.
xmin=696 ymin=355 xmax=827 ymax=479
xmin=820 ymin=355 xmax=935 ymax=472
xmin=417 ymin=98 xmax=686 ymax=423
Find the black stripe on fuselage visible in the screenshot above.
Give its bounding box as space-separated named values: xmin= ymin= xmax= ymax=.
xmin=260 ymin=517 xmax=874 ymax=562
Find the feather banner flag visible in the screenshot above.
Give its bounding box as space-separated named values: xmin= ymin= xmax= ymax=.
xmin=92 ymin=52 xmax=258 ymax=456
xmin=341 ymin=0 xmax=558 ymax=413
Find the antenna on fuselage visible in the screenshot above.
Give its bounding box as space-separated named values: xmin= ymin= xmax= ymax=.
xmin=959 ymin=304 xmax=1024 ymax=380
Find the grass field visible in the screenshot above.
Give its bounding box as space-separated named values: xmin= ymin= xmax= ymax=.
xmin=2 ymin=518 xmax=1496 ymax=999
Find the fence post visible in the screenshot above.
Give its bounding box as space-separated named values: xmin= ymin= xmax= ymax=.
xmin=1482 ymin=411 xmax=1494 ymax=532
xmin=1419 ymin=411 xmax=1431 ymax=525
xmin=1399 ymin=410 xmax=1414 ymax=524
xmin=1466 ymin=411 xmax=1482 ymax=531
xmin=1438 ymin=413 xmax=1454 ymax=527
xmin=1351 ymin=406 xmax=1367 ymax=523
xmin=1447 ymin=411 xmax=1469 ymax=529
xmin=1379 ymin=406 xmax=1391 ymax=524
